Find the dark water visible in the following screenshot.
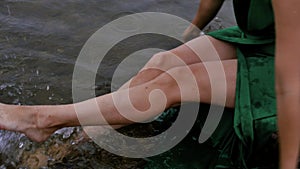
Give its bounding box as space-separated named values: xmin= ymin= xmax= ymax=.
xmin=0 ymin=0 xmax=235 ymax=168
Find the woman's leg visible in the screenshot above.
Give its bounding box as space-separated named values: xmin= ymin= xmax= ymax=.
xmin=114 ymin=35 xmax=236 ymax=130
xmin=119 ymin=35 xmax=236 ymax=89
xmin=0 ymin=59 xmax=237 ymax=142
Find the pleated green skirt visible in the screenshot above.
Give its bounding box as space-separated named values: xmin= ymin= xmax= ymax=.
xmin=145 ymin=26 xmax=278 ymax=169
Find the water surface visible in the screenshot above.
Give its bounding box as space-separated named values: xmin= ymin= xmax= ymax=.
xmin=0 ymin=0 xmax=235 ymax=168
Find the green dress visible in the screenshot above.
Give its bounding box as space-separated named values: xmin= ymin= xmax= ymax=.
xmin=146 ymin=0 xmax=278 ymax=168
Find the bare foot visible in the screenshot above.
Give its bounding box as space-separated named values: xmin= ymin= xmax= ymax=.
xmin=0 ymin=103 xmax=59 ymax=142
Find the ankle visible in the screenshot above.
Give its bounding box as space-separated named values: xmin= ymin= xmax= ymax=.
xmin=35 ymin=106 xmax=64 ymax=129
xmin=34 ymin=106 xmax=55 ymax=130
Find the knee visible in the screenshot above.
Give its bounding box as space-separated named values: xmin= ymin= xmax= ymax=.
xmin=152 ymin=70 xmax=181 ymax=102
xmin=143 ymin=52 xmax=173 ymax=71
xmin=155 ymin=70 xmax=177 ymax=87
xmin=154 ymin=66 xmax=195 ymax=87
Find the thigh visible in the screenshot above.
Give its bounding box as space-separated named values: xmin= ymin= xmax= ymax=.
xmin=123 ymin=36 xmax=237 ymax=91
xmin=143 ymin=35 xmax=236 ymax=71
xmin=170 ymin=35 xmax=237 ymax=64
xmin=161 ymin=59 xmax=237 ymax=108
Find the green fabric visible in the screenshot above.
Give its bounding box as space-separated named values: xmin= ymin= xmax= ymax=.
xmin=145 ymin=0 xmax=278 ymax=168
xmin=233 ymin=0 xmax=275 ymax=38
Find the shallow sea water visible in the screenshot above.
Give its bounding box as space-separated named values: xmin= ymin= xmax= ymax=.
xmin=0 ymin=0 xmax=235 ymax=168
